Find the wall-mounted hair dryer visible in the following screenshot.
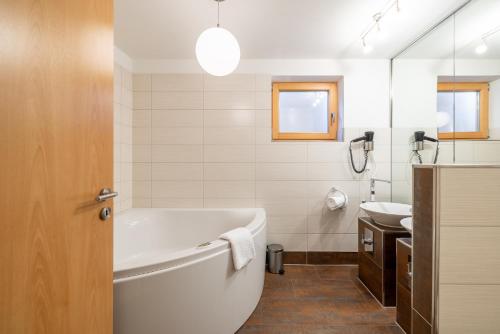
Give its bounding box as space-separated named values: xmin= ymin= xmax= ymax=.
xmin=349 ymin=131 xmax=374 ymax=174
xmin=413 ymin=131 xmax=439 ymax=164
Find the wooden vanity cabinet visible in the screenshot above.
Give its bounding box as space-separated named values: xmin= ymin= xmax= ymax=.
xmin=358 ymin=217 xmax=410 ymax=306
xmin=396 ymin=238 xmax=412 ymax=334
xmin=412 ymin=166 xmax=434 ymax=334
xmin=412 ymin=165 xmax=500 ymax=334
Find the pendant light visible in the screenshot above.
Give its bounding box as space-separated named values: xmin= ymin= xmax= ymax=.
xmin=196 ymin=0 xmax=240 ymax=76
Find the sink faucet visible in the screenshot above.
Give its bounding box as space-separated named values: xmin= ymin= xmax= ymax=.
xmin=369 ymin=178 xmax=391 ymax=202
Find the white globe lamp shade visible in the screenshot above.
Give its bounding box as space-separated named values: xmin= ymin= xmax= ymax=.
xmin=196 ymin=27 xmax=240 ymax=76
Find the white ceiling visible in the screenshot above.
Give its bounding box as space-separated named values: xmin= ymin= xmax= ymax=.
xmin=455 ymin=0 xmax=500 ymax=58
xmin=399 ymin=0 xmax=500 ymax=59
xmin=114 ymin=0 xmax=468 ymax=60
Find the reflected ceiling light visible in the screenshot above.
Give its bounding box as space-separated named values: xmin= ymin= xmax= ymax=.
xmin=475 ymin=39 xmax=488 ymax=55
xmin=360 ymin=0 xmax=401 ymax=53
xmin=196 ymin=0 xmax=240 ymax=76
xmin=473 ymin=25 xmax=500 ymax=56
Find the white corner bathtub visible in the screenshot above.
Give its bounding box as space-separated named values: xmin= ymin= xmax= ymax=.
xmin=113 ymin=208 xmax=267 ymax=334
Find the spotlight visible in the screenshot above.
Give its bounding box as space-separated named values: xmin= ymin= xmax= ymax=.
xmin=362 ymin=39 xmax=373 ymax=54
xmin=475 ymin=40 xmax=488 ymax=55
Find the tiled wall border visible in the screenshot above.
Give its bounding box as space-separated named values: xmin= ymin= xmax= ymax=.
xmin=283 ymin=251 xmax=358 ymax=265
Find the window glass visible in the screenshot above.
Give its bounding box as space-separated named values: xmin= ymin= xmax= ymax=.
xmin=278 ymin=91 xmax=329 ymax=133
xmin=437 ymin=91 xmax=480 ymax=133
xmin=272 ymin=82 xmax=338 ymax=140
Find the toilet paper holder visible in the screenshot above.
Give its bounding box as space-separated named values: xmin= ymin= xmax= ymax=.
xmin=325 ymin=187 xmax=348 ymax=211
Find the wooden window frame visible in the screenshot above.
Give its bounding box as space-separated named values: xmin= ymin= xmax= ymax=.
xmin=272 ymin=82 xmax=338 ymax=140
xmin=437 ymin=82 xmax=489 ymax=140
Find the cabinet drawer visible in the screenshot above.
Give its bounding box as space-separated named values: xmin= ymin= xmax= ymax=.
xmin=359 ymin=253 xmax=383 ymax=303
xmin=397 ymin=283 xmax=412 ymax=334
xmin=397 ymin=239 xmax=412 ymax=290
xmin=358 ymin=220 xmax=383 ymax=268
xmin=413 ymin=309 xmax=431 ymax=334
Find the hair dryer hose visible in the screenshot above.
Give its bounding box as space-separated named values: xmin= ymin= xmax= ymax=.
xmin=349 ymin=144 xmax=369 ymax=174
xmin=433 ymin=141 xmax=440 ymax=164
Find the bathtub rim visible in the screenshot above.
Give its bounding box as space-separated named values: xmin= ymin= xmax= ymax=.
xmin=113 ymin=208 xmax=266 ymax=281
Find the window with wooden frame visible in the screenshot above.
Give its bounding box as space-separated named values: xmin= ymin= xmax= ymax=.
xmin=437 ymin=82 xmax=489 ymax=140
xmin=272 ymin=82 xmax=338 ymax=140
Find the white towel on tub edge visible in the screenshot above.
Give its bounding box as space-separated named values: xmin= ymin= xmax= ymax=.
xmin=219 ymin=227 xmax=256 ymax=271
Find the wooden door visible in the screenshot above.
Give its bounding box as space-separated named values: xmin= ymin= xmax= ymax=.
xmin=0 ymin=1 xmax=114 ymax=333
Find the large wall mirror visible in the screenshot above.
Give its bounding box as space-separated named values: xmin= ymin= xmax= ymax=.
xmin=391 ymin=0 xmax=500 ymax=203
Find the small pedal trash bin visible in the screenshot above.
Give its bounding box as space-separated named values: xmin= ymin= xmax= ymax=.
xmin=267 ymin=244 xmax=284 ymax=274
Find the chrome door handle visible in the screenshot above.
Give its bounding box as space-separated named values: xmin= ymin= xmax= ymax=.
xmin=96 ymin=188 xmax=118 ymax=202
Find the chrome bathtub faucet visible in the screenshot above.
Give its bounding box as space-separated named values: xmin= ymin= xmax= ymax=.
xmin=369 ymin=178 xmax=391 ymax=202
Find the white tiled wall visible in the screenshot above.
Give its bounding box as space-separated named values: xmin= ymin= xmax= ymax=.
xmin=113 ymin=63 xmax=133 ymax=213
xmin=392 ymin=59 xmax=500 ymax=204
xmin=391 ymin=127 xmax=442 ymax=204
xmin=131 ymin=73 xmax=391 ymax=252
xmin=391 ymin=130 xmax=500 ymax=204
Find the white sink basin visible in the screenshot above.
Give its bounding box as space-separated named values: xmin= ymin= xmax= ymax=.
xmin=360 ymin=202 xmax=412 ymax=228
xmin=400 ymin=217 xmax=412 ymax=234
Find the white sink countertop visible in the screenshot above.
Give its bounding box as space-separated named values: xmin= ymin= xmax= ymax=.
xmin=400 ymin=217 xmax=412 ymax=234
xmin=360 ymin=202 xmax=412 ymax=228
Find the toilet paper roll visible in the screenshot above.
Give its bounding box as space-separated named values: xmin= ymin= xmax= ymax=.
xmin=326 ymin=188 xmax=348 ymax=211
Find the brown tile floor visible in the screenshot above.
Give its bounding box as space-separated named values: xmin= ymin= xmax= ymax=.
xmin=237 ymin=265 xmax=403 ymax=334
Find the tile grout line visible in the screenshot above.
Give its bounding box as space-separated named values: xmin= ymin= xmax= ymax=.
xmin=150 ymin=74 xmax=153 ymax=207
xmin=305 ymin=141 xmax=309 ymax=265
xmin=202 ymin=74 xmax=205 ymax=208
xmin=254 ymin=74 xmax=257 ymax=209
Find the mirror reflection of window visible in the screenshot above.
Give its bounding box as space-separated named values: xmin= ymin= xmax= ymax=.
xmin=437 ymin=82 xmax=489 ymax=140
xmin=437 ymin=91 xmax=480 ymax=132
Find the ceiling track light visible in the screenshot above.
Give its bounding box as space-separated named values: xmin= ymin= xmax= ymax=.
xmin=373 ymin=13 xmax=382 ymax=32
xmin=362 ymin=38 xmax=373 ymax=54
xmin=482 ymin=25 xmax=500 ymax=39
xmin=474 ymin=25 xmax=500 ymax=55
xmin=475 ymin=39 xmax=488 ymax=55
xmin=360 ymin=0 xmax=401 ymax=53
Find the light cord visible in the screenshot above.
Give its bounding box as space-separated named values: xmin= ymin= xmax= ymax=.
xmin=217 ymin=1 xmax=220 ymax=27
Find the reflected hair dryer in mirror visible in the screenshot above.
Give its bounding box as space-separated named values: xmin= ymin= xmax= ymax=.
xmin=413 ymin=131 xmax=439 ymax=164
xmin=349 ymin=131 xmax=374 ymax=174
